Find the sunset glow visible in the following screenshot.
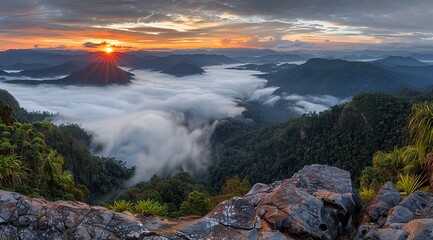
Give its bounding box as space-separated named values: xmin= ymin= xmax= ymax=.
xmin=105 ymin=47 xmax=113 ymax=53
xmin=1 ymin=1 xmax=433 ymax=51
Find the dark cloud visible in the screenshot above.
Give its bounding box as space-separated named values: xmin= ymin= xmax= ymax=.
xmin=82 ymin=41 xmax=133 ymax=49
xmin=82 ymin=41 xmax=108 ymax=48
xmin=2 ymin=0 xmax=433 ymax=50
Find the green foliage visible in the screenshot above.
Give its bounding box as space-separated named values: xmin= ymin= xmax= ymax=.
xmin=210 ymin=93 xmax=413 ymax=189
xmin=0 ymin=89 xmax=56 ymax=122
xmin=0 ymin=89 xmax=133 ymax=202
xmin=396 ymin=173 xmax=429 ymax=196
xmin=221 ymin=176 xmax=251 ymax=195
xmin=134 ymin=199 xmax=168 ymax=216
xmin=43 ymin=124 xmax=134 ymax=202
xmin=0 ymin=102 xmax=14 ymax=125
xmin=180 ymin=191 xmax=211 ymax=216
xmin=359 ymin=187 xmax=376 ymax=204
xmin=210 ymin=176 xmax=251 ymax=207
xmin=0 ymin=122 xmax=86 ymax=201
xmin=108 ymin=200 xmax=134 ymax=212
xmin=0 ymin=154 xmax=28 ymax=189
xmin=408 ymin=102 xmax=433 ymax=147
xmin=360 ymin=100 xmax=433 ymax=196
xmin=118 ymin=172 xmax=201 ymax=214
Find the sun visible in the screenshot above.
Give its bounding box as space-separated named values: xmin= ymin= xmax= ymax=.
xmin=105 ymin=47 xmax=113 ymax=53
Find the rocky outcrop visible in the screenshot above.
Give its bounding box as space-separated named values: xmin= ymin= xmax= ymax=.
xmin=355 ymin=182 xmax=433 ymax=240
xmin=0 ymin=164 xmax=362 ymax=239
xmin=0 ymin=190 xmax=148 ymax=239
xmin=174 ymin=164 xmax=362 ymax=239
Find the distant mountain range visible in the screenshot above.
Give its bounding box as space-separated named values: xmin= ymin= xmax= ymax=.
xmin=228 ymin=63 xmax=297 ymax=73
xmin=261 ymin=58 xmax=414 ymax=98
xmin=15 ymin=63 xmax=81 ymax=78
xmin=1 ymin=63 xmax=52 ymax=70
xmin=6 ymin=62 xmax=133 ymax=86
xmin=2 ymin=49 xmax=433 ymax=93
xmin=161 ymin=63 xmax=205 ymax=77
xmin=371 ymin=56 xmax=428 ymax=67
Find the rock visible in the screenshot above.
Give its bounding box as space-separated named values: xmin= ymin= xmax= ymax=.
xmin=365 ymin=182 xmax=401 ymax=224
xmin=259 ymin=231 xmax=294 ymax=240
xmin=0 ymin=165 xmax=363 ymax=239
xmin=178 ymin=164 xmax=361 ymax=239
xmin=0 ymin=190 xmax=148 ymax=239
xmin=385 ymin=206 xmax=414 ymax=226
xmin=363 ymin=228 xmax=408 ymax=240
xmin=399 ymin=191 xmax=433 ymax=215
xmin=176 ymin=197 xmax=259 ymax=239
xmin=355 ymin=182 xmax=433 ymax=240
xmin=402 ymin=218 xmax=433 ymax=239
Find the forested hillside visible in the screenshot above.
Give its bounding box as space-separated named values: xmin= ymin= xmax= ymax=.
xmin=0 ymin=89 xmax=134 ymax=202
xmin=208 ymin=92 xmax=433 ymax=190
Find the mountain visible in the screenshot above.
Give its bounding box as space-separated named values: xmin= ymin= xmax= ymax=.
xmin=209 ymin=93 xmax=421 ymax=188
xmin=16 ymin=63 xmax=80 ymax=78
xmin=3 ymin=62 xmax=52 ymax=70
xmin=235 ymin=54 xmax=305 ymax=63
xmin=261 ymin=58 xmax=408 ymax=98
xmin=161 ymin=63 xmax=205 ymax=77
xmin=57 ymin=62 xmax=133 ymax=85
xmin=165 ymin=54 xmax=240 ymax=66
xmin=131 ymin=54 xmax=240 ymax=72
xmin=7 ymin=62 xmax=134 ymax=86
xmin=228 ymin=63 xmax=298 ymax=73
xmin=411 ymin=53 xmax=433 ymax=60
xmin=383 ymin=65 xmax=433 ymax=88
xmin=372 ymin=56 xmax=428 ymax=67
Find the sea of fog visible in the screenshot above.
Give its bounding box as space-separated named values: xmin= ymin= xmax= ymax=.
xmin=0 ymin=64 xmax=347 ymax=184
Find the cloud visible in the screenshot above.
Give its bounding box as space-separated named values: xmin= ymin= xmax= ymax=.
xmin=2 ymin=1 xmax=433 ymax=50
xmin=82 ymin=41 xmax=133 ymax=50
xmin=248 ymin=87 xmax=280 ymax=106
xmin=284 ymin=94 xmax=350 ymax=114
xmin=82 ymin=41 xmax=108 ymax=48
xmin=0 ymin=64 xmax=271 ymax=184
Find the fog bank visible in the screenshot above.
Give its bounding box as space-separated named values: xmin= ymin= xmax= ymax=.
xmin=0 ymin=65 xmax=346 ymax=184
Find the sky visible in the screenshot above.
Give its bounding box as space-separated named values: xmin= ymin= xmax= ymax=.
xmin=1 ymin=0 xmax=433 ymax=51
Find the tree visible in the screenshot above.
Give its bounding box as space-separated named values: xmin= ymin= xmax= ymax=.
xmin=407 ymin=102 xmax=433 ymax=191
xmin=221 ymin=176 xmax=252 ymax=196
xmin=360 ymin=101 xmax=433 ymax=194
xmin=408 ymin=102 xmax=433 ymax=147
xmin=210 ymin=176 xmax=252 ymax=207
xmin=180 ymin=191 xmax=211 ymax=216
xmin=0 ymin=154 xmax=27 ymax=190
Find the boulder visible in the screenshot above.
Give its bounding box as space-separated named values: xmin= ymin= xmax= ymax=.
xmin=0 ymin=165 xmax=363 ymax=239
xmin=0 ymin=190 xmax=148 ymax=239
xmin=178 ymin=164 xmax=361 ymax=239
xmin=355 ymin=183 xmax=433 ymax=240
xmin=402 ymin=218 xmax=433 ymax=239
xmin=363 ymin=182 xmax=401 ymax=224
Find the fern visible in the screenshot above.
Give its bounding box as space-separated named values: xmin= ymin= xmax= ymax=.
xmin=107 ymin=200 xmax=134 ymax=212
xmin=134 ymin=199 xmax=168 ymax=216
xmin=396 ymin=173 xmax=429 ymax=196
xmin=359 ymin=187 xmax=376 ymax=204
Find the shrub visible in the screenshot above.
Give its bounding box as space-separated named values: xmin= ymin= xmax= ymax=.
xmin=396 ymin=173 xmax=429 ymax=196
xmin=134 ymin=199 xmax=168 ymax=216
xmin=359 ymin=187 xmax=376 ymax=204
xmin=180 ymin=191 xmax=211 ymax=216
xmin=107 ymin=200 xmax=134 ymax=212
